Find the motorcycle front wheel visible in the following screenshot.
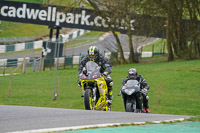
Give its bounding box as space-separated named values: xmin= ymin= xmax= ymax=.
xmin=84 ymin=89 xmax=94 ymax=110
xmin=126 ymin=102 xmax=133 ymax=112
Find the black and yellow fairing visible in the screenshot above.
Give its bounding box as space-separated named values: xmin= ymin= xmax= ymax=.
xmin=79 ymin=61 xmax=110 ymax=111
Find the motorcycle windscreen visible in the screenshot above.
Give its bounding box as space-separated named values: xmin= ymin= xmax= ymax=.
xmin=84 ymin=61 xmax=101 ymax=79
xmin=85 ymin=61 xmax=99 ymax=72
xmin=126 ymin=80 xmax=139 ymax=88
xmin=126 ymin=80 xmax=140 ymax=92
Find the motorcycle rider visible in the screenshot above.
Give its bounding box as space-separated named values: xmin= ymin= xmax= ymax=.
xmin=78 ymin=46 xmax=113 ymax=105
xmin=121 ymin=68 xmax=150 ymax=113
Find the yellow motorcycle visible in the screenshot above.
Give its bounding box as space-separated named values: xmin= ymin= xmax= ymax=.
xmin=79 ymin=61 xmax=111 ymax=111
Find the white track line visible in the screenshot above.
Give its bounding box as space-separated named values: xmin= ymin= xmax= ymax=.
xmin=7 ymin=118 xmax=186 ymax=133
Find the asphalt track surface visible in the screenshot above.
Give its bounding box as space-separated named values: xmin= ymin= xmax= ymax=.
xmin=0 ymin=105 xmax=192 ymax=133
xmin=62 ymin=34 xmax=157 ymax=56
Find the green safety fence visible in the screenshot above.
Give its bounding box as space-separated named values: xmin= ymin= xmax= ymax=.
xmin=65 ymin=56 xmax=73 ymax=65
xmin=25 ymin=42 xmax=34 ymax=50
xmin=6 ymin=44 xmax=15 ymax=52
xmin=68 ymin=34 xmax=73 ymax=40
xmin=136 ymin=52 xmax=141 ymax=57
xmin=77 ymin=30 xmax=80 ymax=37
xmin=44 ymin=58 xmax=55 ymax=67
xmin=153 ymin=52 xmax=166 ymax=56
xmin=7 ymin=59 xmax=18 ymax=67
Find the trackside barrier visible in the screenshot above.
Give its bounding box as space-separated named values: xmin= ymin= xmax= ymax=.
xmin=44 ymin=55 xmax=85 ymax=68
xmin=0 ymin=57 xmax=42 ymax=75
xmin=6 ymin=45 xmax=15 ymax=52
xmin=7 ymin=59 xmax=18 ymax=67
xmin=0 ymin=29 xmax=88 ymax=54
xmin=0 ymin=51 xmax=166 ymax=74
xmin=65 ymin=56 xmax=73 ymax=65
xmin=44 ymin=58 xmax=55 ymax=67
xmin=25 ymin=42 xmax=34 ymax=50
xmin=0 ymin=52 xmax=151 ymax=67
xmin=141 ymin=52 xmax=153 ymax=58
xmin=60 ymin=29 xmax=88 ymax=43
xmin=153 ymin=52 xmax=166 ymax=56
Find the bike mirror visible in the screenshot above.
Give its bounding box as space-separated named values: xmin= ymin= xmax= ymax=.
xmin=83 ymin=70 xmax=87 ymax=74
xmin=122 ymin=79 xmax=125 ymax=85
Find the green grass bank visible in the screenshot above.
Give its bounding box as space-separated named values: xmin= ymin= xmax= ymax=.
xmin=0 ymin=58 xmax=200 ymax=117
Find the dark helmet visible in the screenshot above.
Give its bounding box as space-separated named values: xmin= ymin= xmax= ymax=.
xmin=128 ymin=68 xmax=137 ymax=79
xmin=88 ymin=46 xmax=99 ymax=61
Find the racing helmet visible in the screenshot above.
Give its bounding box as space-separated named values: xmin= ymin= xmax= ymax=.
xmin=88 ymin=46 xmax=99 ymax=61
xmin=128 ymin=68 xmax=137 ymax=79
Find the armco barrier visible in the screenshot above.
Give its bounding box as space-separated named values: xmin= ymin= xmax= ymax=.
xmin=43 ymin=56 xmax=82 ymax=67
xmin=153 ymin=52 xmax=165 ymax=56
xmin=0 ymin=52 xmax=166 ymax=69
xmin=0 ymin=57 xmax=30 ymax=67
xmin=6 ymin=45 xmax=15 ymax=52
xmin=0 ymin=29 xmax=88 ymax=54
xmin=25 ymin=42 xmax=34 ymax=50
xmin=15 ymin=43 xmax=25 ymax=51
xmin=60 ymin=29 xmax=88 ymax=43
xmin=141 ymin=52 xmax=152 ymax=58
xmin=0 ymin=45 xmax=5 ymax=53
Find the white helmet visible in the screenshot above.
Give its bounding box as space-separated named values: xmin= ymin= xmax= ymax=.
xmin=128 ymin=68 xmax=137 ymax=79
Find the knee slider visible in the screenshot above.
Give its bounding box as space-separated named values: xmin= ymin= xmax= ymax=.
xmin=146 ymin=96 xmax=149 ymax=100
xmin=109 ymin=81 xmax=113 ymax=87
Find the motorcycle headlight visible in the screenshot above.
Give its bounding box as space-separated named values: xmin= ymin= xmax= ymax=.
xmin=124 ymin=89 xmax=135 ymax=95
xmin=92 ymin=74 xmax=98 ymax=78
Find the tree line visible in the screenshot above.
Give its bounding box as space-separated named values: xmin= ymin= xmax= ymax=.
xmin=51 ymin=0 xmax=200 ymax=64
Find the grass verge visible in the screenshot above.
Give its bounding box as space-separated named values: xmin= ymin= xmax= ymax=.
xmin=0 ymin=57 xmax=200 ymax=116
xmin=142 ymin=39 xmax=167 ymax=53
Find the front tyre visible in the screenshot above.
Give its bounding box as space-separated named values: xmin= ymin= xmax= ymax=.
xmin=107 ymin=106 xmax=111 ymax=111
xmin=84 ymin=89 xmax=93 ymax=110
xmin=104 ymin=105 xmax=111 ymax=111
xmin=126 ymin=102 xmax=133 ymax=112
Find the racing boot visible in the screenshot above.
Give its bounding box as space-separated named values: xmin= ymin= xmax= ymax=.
xmin=107 ymin=87 xmax=113 ymax=105
xmin=146 ymin=108 xmax=150 ymax=113
xmin=105 ymin=76 xmax=113 ymax=105
xmin=143 ymin=99 xmax=150 ymax=113
xmin=142 ymin=108 xmax=150 ymax=113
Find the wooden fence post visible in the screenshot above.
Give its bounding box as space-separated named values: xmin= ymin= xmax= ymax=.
xmin=71 ymin=55 xmax=73 ymax=68
xmin=41 ymin=57 xmax=45 ymax=71
xmin=3 ymin=63 xmax=6 ymax=76
xmin=158 ymin=83 xmax=162 ymax=106
xmin=152 ymin=44 xmax=154 ymax=57
xmin=63 ymin=56 xmax=66 ymax=69
xmin=163 ymin=42 xmax=165 ymax=54
xmin=22 ymin=56 xmax=26 ymax=73
xmin=8 ymin=69 xmax=13 ymax=98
